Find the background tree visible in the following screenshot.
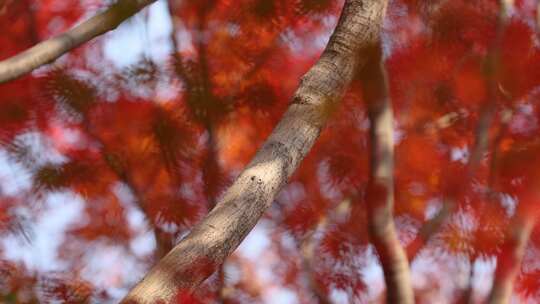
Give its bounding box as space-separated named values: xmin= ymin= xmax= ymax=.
xmin=1 ymin=0 xmax=540 ymax=303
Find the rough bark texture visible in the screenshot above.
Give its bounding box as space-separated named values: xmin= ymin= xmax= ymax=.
xmin=0 ymin=0 xmax=157 ymax=84
xmin=487 ymin=216 xmax=535 ymax=304
xmin=121 ymin=1 xmax=388 ymax=303
xmin=361 ymin=50 xmax=414 ymax=304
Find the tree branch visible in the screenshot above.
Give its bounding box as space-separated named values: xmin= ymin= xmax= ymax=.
xmin=487 ymin=215 xmax=535 ymax=304
xmin=483 ymin=2 xmax=540 ymax=303
xmin=406 ymin=0 xmax=513 ymax=264
xmin=120 ymin=0 xmax=388 ymax=302
xmin=81 ymin=121 xmax=174 ymax=260
xmin=299 ymin=217 xmax=334 ymax=304
xmin=361 ymin=48 xmax=414 ymax=304
xmin=404 ymin=105 xmax=494 ymax=262
xmin=0 ymin=0 xmax=157 ymax=84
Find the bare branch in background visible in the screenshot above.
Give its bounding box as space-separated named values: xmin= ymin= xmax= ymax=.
xmin=360 ymin=47 xmax=414 ymax=304
xmin=0 ymin=0 xmax=157 ymax=84
xmin=482 ymin=1 xmax=540 ymax=302
xmin=488 ymin=216 xmax=536 ymax=304
xmin=406 ymin=0 xmax=515 ymax=269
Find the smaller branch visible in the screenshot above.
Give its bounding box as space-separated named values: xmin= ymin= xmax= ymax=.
xmin=487 ymin=216 xmax=535 ymax=304
xmin=481 ymin=2 xmax=540 ymax=303
xmin=299 ymin=218 xmax=333 ymax=304
xmin=202 ymin=125 xmax=221 ymax=210
xmin=299 ymin=199 xmax=352 ymax=304
xmin=482 ymin=3 xmax=540 ymax=303
xmin=537 ymin=1 xmax=540 ymax=32
xmin=0 ymin=0 xmax=157 ymax=84
xmin=23 ymin=0 xmax=40 ymax=45
xmin=224 ymin=34 xmax=282 ymax=103
xmin=81 ymin=121 xmax=173 ymax=260
xmin=361 ymin=47 xmax=414 ymax=304
xmin=405 ymin=106 xmax=494 ymax=261
xmin=405 ymin=198 xmax=453 ymax=260
xmin=487 ymin=109 xmax=513 ymax=191
xmin=406 ymin=0 xmax=513 ymax=263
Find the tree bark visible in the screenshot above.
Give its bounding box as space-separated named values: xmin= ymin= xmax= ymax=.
xmin=0 ymin=0 xmax=157 ymax=84
xmin=360 ymin=48 xmax=414 ymax=304
xmin=121 ymin=0 xmax=388 ymax=303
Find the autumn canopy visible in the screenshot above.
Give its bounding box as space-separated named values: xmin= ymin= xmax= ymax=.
xmin=1 ymin=0 xmax=540 ymax=303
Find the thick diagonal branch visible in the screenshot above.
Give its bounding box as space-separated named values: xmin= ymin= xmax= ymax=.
xmin=361 ymin=49 xmax=414 ymax=304
xmin=120 ymin=1 xmax=388 ymax=303
xmin=0 ymin=0 xmax=157 ymax=84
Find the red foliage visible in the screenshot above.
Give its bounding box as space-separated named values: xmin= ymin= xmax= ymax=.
xmin=1 ymin=0 xmax=540 ymax=303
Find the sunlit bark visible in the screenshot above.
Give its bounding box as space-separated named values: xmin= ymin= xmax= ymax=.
xmin=120 ymin=1 xmax=388 ymax=303
xmin=0 ymin=0 xmax=157 ymax=84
